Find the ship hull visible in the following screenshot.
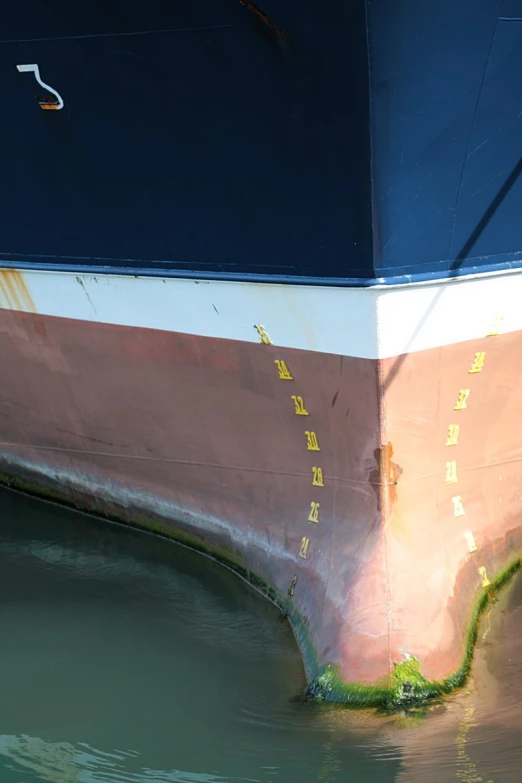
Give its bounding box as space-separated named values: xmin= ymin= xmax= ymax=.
xmin=1 ymin=268 xmax=521 ymax=697
xmin=2 ymin=0 xmax=522 ymax=704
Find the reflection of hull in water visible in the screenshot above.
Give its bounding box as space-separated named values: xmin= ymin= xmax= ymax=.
xmin=2 ymin=1 xmax=522 ymax=700
xmin=1 ymin=269 xmax=521 ymax=697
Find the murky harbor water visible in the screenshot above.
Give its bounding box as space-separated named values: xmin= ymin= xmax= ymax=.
xmin=0 ymin=486 xmax=521 ymax=783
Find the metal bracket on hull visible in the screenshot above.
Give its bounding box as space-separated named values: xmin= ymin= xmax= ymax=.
xmin=16 ymin=64 xmax=64 ymax=110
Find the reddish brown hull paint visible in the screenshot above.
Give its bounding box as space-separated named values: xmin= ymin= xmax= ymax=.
xmin=381 ymin=333 xmax=522 ymax=682
xmin=0 ymin=308 xmax=520 ymax=691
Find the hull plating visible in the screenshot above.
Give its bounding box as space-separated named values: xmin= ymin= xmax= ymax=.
xmin=1 ymin=298 xmax=520 ymax=694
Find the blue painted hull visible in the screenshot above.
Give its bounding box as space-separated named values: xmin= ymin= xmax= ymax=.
xmin=2 ymin=1 xmax=521 ymax=284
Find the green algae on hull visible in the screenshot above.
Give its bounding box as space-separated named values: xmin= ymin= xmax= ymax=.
xmin=307 ymin=557 xmax=522 ymax=709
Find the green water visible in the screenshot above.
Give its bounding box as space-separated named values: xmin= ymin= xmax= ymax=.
xmin=0 ymin=486 xmax=520 ymax=783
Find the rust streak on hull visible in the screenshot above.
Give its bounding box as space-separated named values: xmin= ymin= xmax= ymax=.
xmin=0 ymin=270 xmax=36 ymax=313
xmin=237 ymin=0 xmax=288 ymax=40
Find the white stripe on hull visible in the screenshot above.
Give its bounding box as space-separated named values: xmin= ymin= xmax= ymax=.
xmin=0 ymin=267 xmax=520 ymax=359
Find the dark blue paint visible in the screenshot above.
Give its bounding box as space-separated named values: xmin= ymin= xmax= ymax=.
xmin=1 ymin=2 xmax=521 ymax=284
xmin=368 ymin=0 xmax=522 ymax=279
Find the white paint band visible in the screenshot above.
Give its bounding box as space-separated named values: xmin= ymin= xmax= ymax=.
xmin=0 ymin=267 xmax=519 ymax=359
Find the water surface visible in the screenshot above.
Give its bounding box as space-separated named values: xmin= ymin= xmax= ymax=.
xmin=0 ymin=486 xmax=520 ymax=782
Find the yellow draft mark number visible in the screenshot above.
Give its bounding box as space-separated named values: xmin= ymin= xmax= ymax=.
xmin=254 ymin=324 xmax=272 ymax=345
xmin=274 ymin=360 xmax=293 ymax=380
xmin=299 ymin=536 xmax=310 ymax=559
xmin=305 ymin=431 xmax=321 ymax=451
xmin=452 ymin=495 xmax=465 ymax=517
xmin=445 ymin=424 xmax=460 ymax=446
xmin=454 ymin=389 xmax=470 ymax=411
xmin=469 ymin=352 xmax=486 ymax=374
xmin=308 ymin=502 xmax=320 ymax=524
xmin=464 ymin=531 xmax=477 ymax=553
xmin=487 ymin=316 xmax=503 ymax=337
xmin=312 ymin=466 xmax=324 ymax=487
xmin=292 ymin=395 xmax=309 ymax=416
xmin=478 ymin=566 xmax=490 ymax=587
xmin=445 ymin=460 xmax=458 ymax=484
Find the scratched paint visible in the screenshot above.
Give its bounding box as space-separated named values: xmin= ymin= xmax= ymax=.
xmin=237 ymin=0 xmax=287 ymax=39
xmin=0 ymin=270 xmax=36 ymax=313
